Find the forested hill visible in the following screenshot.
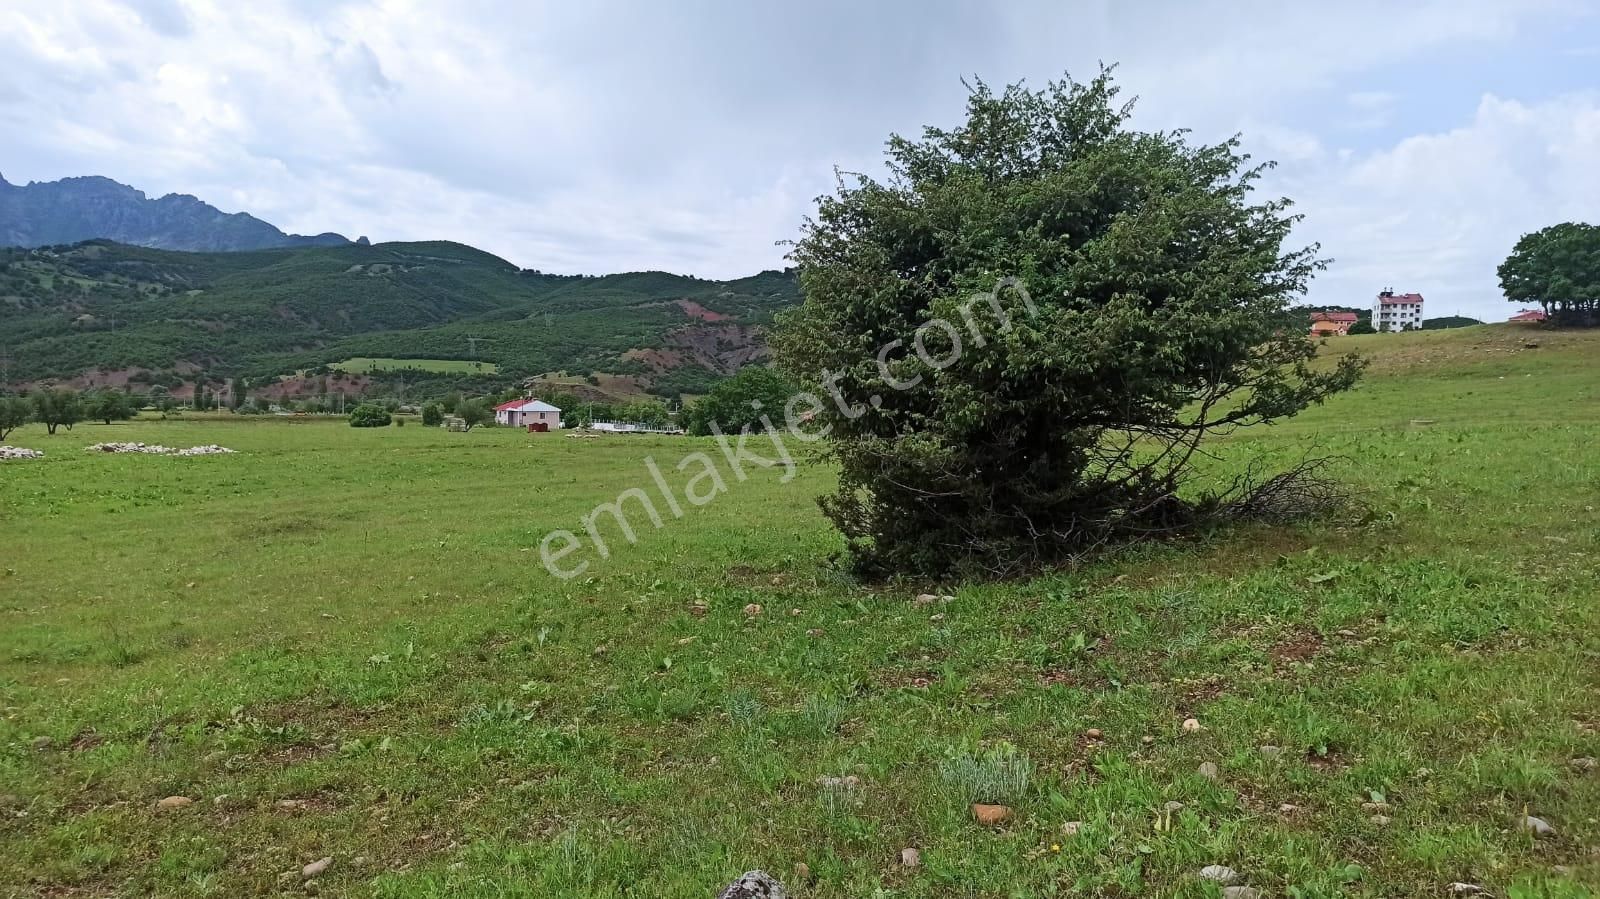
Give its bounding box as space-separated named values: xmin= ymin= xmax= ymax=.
xmin=0 ymin=174 xmax=355 ymax=251
xmin=0 ymin=239 xmax=798 ymax=398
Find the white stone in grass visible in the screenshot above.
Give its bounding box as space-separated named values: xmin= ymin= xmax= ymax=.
xmin=1199 ymin=865 xmax=1244 ymax=885
xmin=1571 ymin=756 xmax=1597 ymax=771
xmin=1259 ymin=745 xmax=1282 ymax=758
xmin=1182 ymin=718 xmax=1203 ymax=733
xmin=900 ymin=847 xmax=920 ymax=867
xmin=1447 ymin=884 xmax=1487 ymax=896
xmin=1369 ymin=814 xmax=1392 ymax=826
xmin=717 ymin=870 xmax=787 ymax=899
xmin=1520 ymin=815 xmax=1555 ymax=837
xmin=302 ymin=857 xmax=332 ymax=877
xmin=155 ymin=796 xmax=193 ymax=810
xmin=1163 ymin=800 xmax=1186 ymax=813
xmin=1222 ymin=888 xmax=1260 ymax=899
xmin=1061 ymin=820 xmax=1084 ymax=836
xmin=1198 ymin=761 xmax=1220 ymax=780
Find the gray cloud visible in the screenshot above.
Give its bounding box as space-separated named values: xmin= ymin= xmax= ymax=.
xmin=2 ymin=0 xmax=1597 ymax=320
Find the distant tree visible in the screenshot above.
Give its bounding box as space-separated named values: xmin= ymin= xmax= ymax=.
xmin=86 ymin=390 xmax=135 ymax=424
xmin=1498 ymin=222 xmax=1600 ymax=327
xmin=420 ymin=403 xmax=444 ymax=427
xmin=684 ymin=367 xmax=796 ymax=435
xmin=0 ymin=395 xmax=31 ymax=440
xmin=1421 ymin=316 xmax=1483 ymax=331
xmin=32 ymin=388 xmax=84 ymax=435
xmin=619 ymin=399 xmax=671 ymax=428
xmin=348 ymin=403 xmax=392 ymax=428
xmin=442 ymin=391 xmax=462 ymax=414
xmin=1347 ymin=320 xmax=1376 ymax=335
xmin=772 ymin=70 xmax=1363 ymax=578
xmin=456 ymin=399 xmax=490 ymax=431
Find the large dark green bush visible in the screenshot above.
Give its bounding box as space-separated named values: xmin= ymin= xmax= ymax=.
xmin=685 ymin=366 xmax=795 ymax=435
xmin=420 ymin=403 xmax=443 ymax=427
xmin=773 ymin=71 xmax=1363 ymax=578
xmin=348 ymin=404 xmax=392 ymax=428
xmin=1498 ymin=222 xmax=1600 ymax=327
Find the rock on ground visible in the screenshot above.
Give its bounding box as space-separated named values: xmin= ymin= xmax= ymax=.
xmin=302 ymin=857 xmax=332 ymax=877
xmin=717 ymin=870 xmax=786 ymax=899
xmin=1199 ymin=865 xmax=1245 ymax=886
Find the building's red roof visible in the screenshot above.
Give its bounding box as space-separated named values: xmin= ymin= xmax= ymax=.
xmin=1377 ymin=292 xmax=1424 ymax=306
xmin=494 ymin=399 xmax=526 ymax=412
xmin=1508 ymin=309 xmax=1547 ymax=322
xmin=1310 ymin=311 xmax=1359 ymax=322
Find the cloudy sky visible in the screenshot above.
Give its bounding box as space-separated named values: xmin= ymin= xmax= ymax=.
xmin=3 ymin=0 xmax=1598 ymax=319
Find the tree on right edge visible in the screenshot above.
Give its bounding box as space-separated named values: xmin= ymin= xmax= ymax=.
xmin=772 ymin=71 xmax=1364 ymax=579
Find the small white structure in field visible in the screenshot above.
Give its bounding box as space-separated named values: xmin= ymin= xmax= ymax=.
xmin=493 ymin=398 xmax=562 ymax=430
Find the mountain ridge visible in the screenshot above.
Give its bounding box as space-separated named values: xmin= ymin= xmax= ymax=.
xmin=0 ymin=238 xmax=798 ymax=400
xmin=0 ymin=173 xmax=361 ymax=252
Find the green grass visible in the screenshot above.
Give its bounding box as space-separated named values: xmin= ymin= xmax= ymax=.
xmin=1 ymin=324 xmax=1597 ymax=897
xmin=330 ymin=357 xmax=501 ymax=375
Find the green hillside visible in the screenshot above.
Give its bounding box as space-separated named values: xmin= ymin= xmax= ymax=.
xmin=0 ymin=240 xmax=798 ymax=397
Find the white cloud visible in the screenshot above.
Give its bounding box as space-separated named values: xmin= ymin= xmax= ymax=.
xmin=1281 ymin=92 xmax=1600 ymax=319
xmin=0 ymin=0 xmax=1596 ymax=308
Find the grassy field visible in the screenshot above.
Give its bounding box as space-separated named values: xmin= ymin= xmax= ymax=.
xmin=330 ymin=358 xmax=500 ymax=375
xmin=1 ymin=325 xmax=1597 ymax=898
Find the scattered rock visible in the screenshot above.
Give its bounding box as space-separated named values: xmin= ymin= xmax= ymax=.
xmin=1223 ymin=888 xmax=1261 ymax=899
xmin=1551 ymin=865 xmax=1572 ymax=877
xmin=928 ymin=613 xmax=946 ymax=623
xmin=277 ymin=798 xmax=308 ymax=810
xmin=688 ymin=602 xmax=709 ymax=617
xmin=815 ymin=775 xmax=860 ymax=789
xmin=743 ymin=603 xmax=764 ymax=617
xmin=1369 ymin=814 xmax=1392 ymax=826
xmin=302 ymin=857 xmax=332 ymax=878
xmin=1141 ymin=735 xmax=1156 ymax=745
xmin=1570 ymin=756 xmax=1597 ymax=771
xmin=1259 ymin=745 xmax=1282 ymax=758
xmin=972 ymin=803 xmax=1013 ymax=825
xmin=792 ymin=862 xmax=812 ymax=885
xmin=805 ymin=628 xmax=824 ymax=638
xmin=788 ymin=608 xmax=802 ymax=617
xmin=1163 ymin=801 xmax=1186 ymax=813
xmin=900 ymin=847 xmax=921 ymax=867
xmin=717 ymin=870 xmax=787 ymax=899
xmin=676 ymin=636 xmax=698 ymax=645
xmin=29 ymin=735 xmax=53 ymax=750
xmin=0 ymin=446 xmax=44 ymax=461
xmin=212 ymin=794 xmax=228 ymax=806
xmin=914 ymin=593 xmax=939 ymax=606
xmin=1060 ymin=821 xmax=1084 ymax=836
xmin=1182 ymin=718 xmax=1203 ymax=733
xmin=1278 ymin=803 xmax=1300 ymax=813
xmin=1085 ymin=728 xmax=1104 ymax=740
xmin=1447 ymin=884 xmax=1488 ymax=896
xmin=84 ymin=442 xmax=234 ymax=456
xmin=1198 ymin=762 xmax=1220 ymax=780
xmin=1520 ymin=815 xmax=1555 ymax=838
xmin=155 ymin=796 xmax=193 ymax=810
xmin=1199 ymin=865 xmax=1245 ymax=886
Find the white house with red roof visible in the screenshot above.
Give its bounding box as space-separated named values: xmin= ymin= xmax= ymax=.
xmin=1373 ymin=289 xmax=1424 ymax=331
xmin=494 ymin=398 xmax=563 ymax=430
